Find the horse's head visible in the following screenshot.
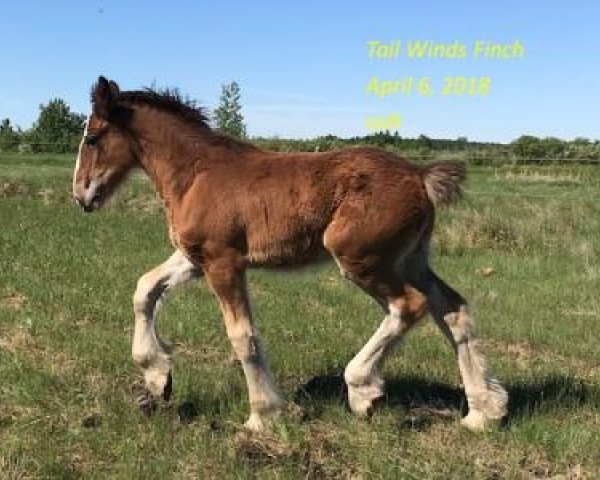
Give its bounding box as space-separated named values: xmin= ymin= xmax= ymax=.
xmin=73 ymin=76 xmax=138 ymax=212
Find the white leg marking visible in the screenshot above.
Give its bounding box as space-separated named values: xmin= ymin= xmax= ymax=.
xmin=428 ymin=280 xmax=508 ymax=430
xmin=73 ymin=115 xmax=90 ymax=195
xmin=221 ymin=306 xmax=285 ymax=431
xmin=345 ymin=305 xmax=408 ymax=416
xmin=444 ymin=307 xmax=508 ymax=430
xmin=132 ymin=250 xmax=199 ymax=397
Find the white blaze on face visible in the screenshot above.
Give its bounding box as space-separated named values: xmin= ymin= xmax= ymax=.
xmin=73 ymin=115 xmax=90 ymax=195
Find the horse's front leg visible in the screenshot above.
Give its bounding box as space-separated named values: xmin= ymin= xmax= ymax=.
xmin=203 ymin=255 xmax=285 ymax=431
xmin=132 ymin=249 xmax=200 ymax=403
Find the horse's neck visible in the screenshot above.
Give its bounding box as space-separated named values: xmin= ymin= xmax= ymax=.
xmin=134 ymin=117 xmax=208 ymax=203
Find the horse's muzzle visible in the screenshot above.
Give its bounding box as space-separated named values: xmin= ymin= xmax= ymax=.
xmin=74 ymin=195 xmax=95 ymax=213
xmin=73 ymin=179 xmax=104 ymax=213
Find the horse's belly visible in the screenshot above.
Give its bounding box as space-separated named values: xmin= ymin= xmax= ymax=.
xmin=246 ymin=228 xmax=328 ymax=268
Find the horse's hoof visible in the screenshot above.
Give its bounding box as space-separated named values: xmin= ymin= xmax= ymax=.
xmin=460 ymin=410 xmax=496 ymax=431
xmin=162 ymin=371 xmax=173 ymax=402
xmin=137 ymin=392 xmax=157 ymax=417
xmin=347 ymin=384 xmax=384 ymax=418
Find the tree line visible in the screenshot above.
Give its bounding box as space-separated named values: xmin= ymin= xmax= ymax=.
xmin=1 ymin=82 xmax=599 ymax=163
xmin=1 ymin=99 xmax=85 ymax=153
xmin=0 ymin=82 xmax=249 ymax=154
xmin=255 ymin=132 xmax=600 ymax=164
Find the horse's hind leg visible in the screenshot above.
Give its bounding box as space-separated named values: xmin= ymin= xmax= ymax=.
xmin=328 ymin=248 xmax=428 ymax=416
xmin=343 ymin=282 xmax=428 ymax=416
xmin=132 ymin=249 xmax=200 ymax=404
xmin=424 ymin=270 xmax=508 ymax=430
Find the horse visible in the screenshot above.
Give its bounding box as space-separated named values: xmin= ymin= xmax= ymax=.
xmin=72 ymin=76 xmax=507 ymax=432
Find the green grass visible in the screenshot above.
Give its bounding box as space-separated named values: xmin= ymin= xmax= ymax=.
xmin=1 ymin=154 xmax=600 ymax=478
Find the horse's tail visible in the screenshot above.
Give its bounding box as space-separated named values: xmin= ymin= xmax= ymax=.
xmin=420 ymin=161 xmax=467 ymax=206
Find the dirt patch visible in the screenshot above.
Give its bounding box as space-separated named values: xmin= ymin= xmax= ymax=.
xmin=174 ymin=340 xmax=225 ymax=363
xmin=66 ymin=445 xmax=94 ymax=476
xmin=37 ymin=187 xmax=56 ymax=205
xmin=560 ymin=308 xmax=600 ymax=319
xmin=0 ymin=326 xmax=32 ymax=354
xmin=302 ymin=426 xmax=364 ymax=479
xmin=0 ymin=404 xmax=42 ymax=424
xmin=0 ymin=180 xmax=32 ymax=198
xmin=1 ymin=292 xmax=27 ymax=311
xmin=475 ymin=266 xmax=495 ymax=277
xmin=232 ymin=429 xmax=295 ymax=466
xmin=124 ymin=195 xmax=162 ymax=213
xmin=82 ymin=372 xmax=112 ymax=396
xmin=230 ymin=422 xmax=363 ymax=478
xmin=319 ymin=274 xmax=343 ymax=289
xmin=519 ymin=449 xmax=556 ymax=478
xmin=0 ymin=325 xmax=76 ymax=374
xmin=484 ymin=338 xmax=600 ymax=379
xmin=482 ymin=339 xmax=542 ymax=364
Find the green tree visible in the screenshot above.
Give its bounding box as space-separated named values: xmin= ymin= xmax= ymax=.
xmin=511 ymin=135 xmax=544 ymax=158
xmin=0 ymin=118 xmax=21 ymax=152
xmin=31 ymin=99 xmax=85 ymax=153
xmin=540 ymin=136 xmax=565 ymax=157
xmin=457 ymin=136 xmax=468 ymax=149
xmin=214 ymin=81 xmax=247 ymax=138
xmin=417 ymin=134 xmax=433 ymax=149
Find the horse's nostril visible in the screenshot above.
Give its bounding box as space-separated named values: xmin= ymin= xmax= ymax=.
xmin=84 ymin=178 xmax=90 ymax=189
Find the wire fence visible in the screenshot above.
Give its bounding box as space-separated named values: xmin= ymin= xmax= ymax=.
xmin=462 ymin=188 xmax=600 ymax=201
xmin=1 ymin=145 xmax=599 ymax=202
xmin=2 ymin=144 xmax=600 ymax=166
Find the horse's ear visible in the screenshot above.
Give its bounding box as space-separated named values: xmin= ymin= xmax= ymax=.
xmin=92 ymin=76 xmax=119 ymax=119
xmin=108 ymin=80 xmax=120 ymax=98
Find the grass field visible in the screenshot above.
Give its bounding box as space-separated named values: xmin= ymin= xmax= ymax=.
xmin=1 ymin=153 xmax=599 ymax=478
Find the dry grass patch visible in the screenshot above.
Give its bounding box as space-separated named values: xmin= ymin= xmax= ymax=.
xmin=0 ymin=326 xmax=34 ymax=354
xmin=0 ymin=325 xmax=76 ymax=375
xmin=123 ymin=194 xmax=162 ymax=213
xmin=504 ymin=169 xmax=582 ymax=185
xmin=301 ymin=423 xmax=365 ymax=479
xmin=0 ymin=180 xmax=32 ymax=198
xmin=174 ymin=340 xmax=225 ymax=363
xmin=1 ymin=291 xmax=27 ymax=311
xmin=0 ymin=455 xmax=36 ymax=480
xmin=66 ymin=445 xmax=95 ymax=477
xmin=0 ymin=181 xmax=67 ymax=204
xmin=560 ymin=308 xmax=600 ymax=319
xmin=229 ymin=422 xmax=365 ymax=478
xmin=482 ymin=339 xmax=545 ymax=366
xmin=436 ymin=200 xmax=582 ymax=255
xmin=232 ymin=429 xmax=296 ymax=466
xmin=414 ymin=423 xmax=565 ymax=478
xmin=484 ymin=339 xmax=600 ymax=380
xmin=175 ymin=452 xmax=221 ymax=480
xmin=37 ymin=188 xmax=56 ymax=205
xmin=0 ymin=405 xmax=43 ymax=425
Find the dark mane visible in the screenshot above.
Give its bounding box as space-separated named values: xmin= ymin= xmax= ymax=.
xmin=117 ymin=88 xmax=211 ymax=128
xmin=90 ymin=78 xmax=260 ymax=163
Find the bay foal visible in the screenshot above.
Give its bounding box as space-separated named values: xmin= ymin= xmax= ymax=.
xmin=73 ymin=76 xmax=507 ymax=431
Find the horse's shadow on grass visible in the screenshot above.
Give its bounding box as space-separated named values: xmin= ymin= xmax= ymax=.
xmin=168 ymin=371 xmax=598 ymax=429
xmin=293 ymin=371 xmax=599 ymax=429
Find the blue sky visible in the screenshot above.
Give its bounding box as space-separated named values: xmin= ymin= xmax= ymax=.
xmin=1 ymin=0 xmax=598 ymax=142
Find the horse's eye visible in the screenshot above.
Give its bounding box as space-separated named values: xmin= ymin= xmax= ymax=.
xmin=85 ymin=134 xmax=99 ymax=147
